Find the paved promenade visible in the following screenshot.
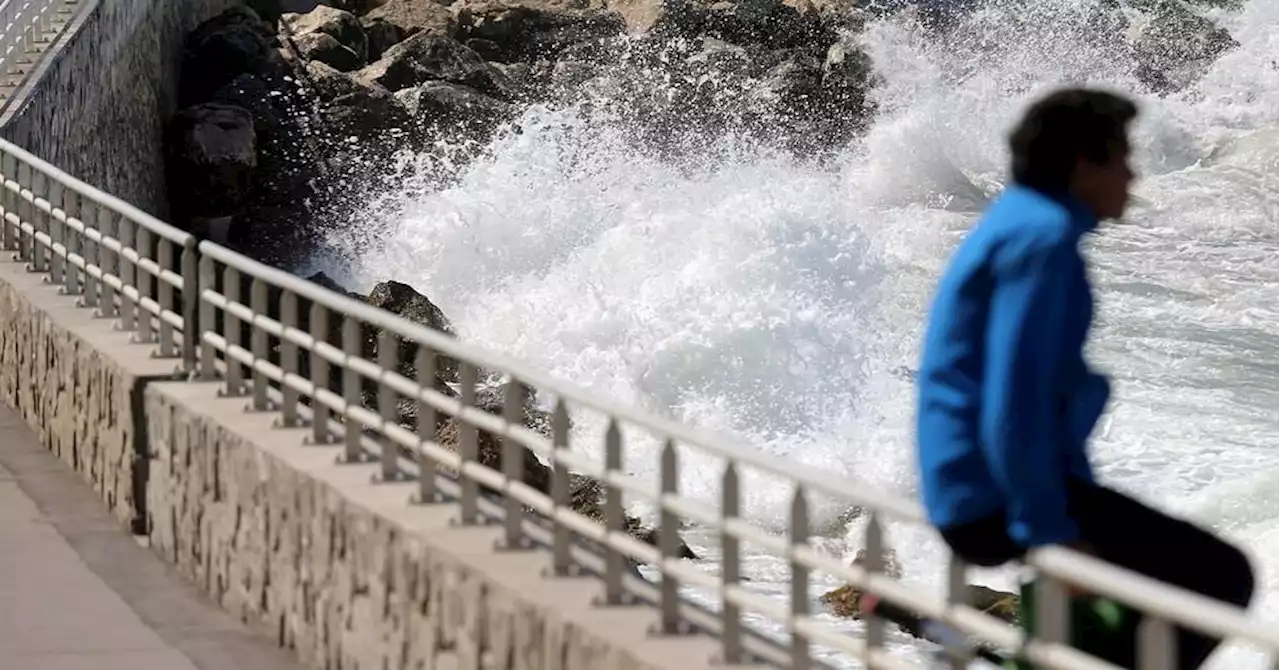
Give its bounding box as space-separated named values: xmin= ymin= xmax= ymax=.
xmin=0 ymin=405 xmax=299 ymax=670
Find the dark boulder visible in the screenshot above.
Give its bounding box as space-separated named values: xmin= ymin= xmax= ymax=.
xmin=164 ymin=103 xmax=257 ymax=235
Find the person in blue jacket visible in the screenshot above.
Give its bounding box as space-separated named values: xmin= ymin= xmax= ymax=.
xmin=914 ymin=88 xmax=1255 ymax=669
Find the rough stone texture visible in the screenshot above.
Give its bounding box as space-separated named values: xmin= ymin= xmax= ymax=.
xmin=2 ymin=251 xmax=724 ymax=670
xmin=0 ymin=256 xmax=179 ymax=527
xmin=144 ymin=383 xmax=714 ymax=670
xmin=0 ymin=0 xmax=242 ymax=219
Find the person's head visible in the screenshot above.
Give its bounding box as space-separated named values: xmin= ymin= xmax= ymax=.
xmin=1008 ymin=88 xmax=1139 ymax=220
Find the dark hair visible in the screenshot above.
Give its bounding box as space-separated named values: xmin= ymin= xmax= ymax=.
xmin=1008 ymin=88 xmax=1138 ymax=191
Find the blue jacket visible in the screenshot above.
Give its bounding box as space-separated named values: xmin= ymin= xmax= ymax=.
xmin=915 ymin=183 xmax=1111 ymax=548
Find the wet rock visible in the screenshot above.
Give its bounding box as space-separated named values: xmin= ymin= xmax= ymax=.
xmin=355 ymin=32 xmax=514 ymax=96
xmin=363 ymin=280 xmax=461 ymax=386
xmin=363 ymin=0 xmax=459 ymax=41
xmin=607 ymin=0 xmax=832 ymax=49
xmin=306 ymin=61 xmax=413 ymax=146
xmin=454 ymin=0 xmax=627 ymax=62
xmin=180 ymin=6 xmax=286 ymax=107
xmin=363 ymin=17 xmax=408 ymax=61
xmin=820 ymin=548 xmax=1021 ymax=627
xmin=397 ymin=81 xmax=517 ymax=143
xmin=568 ymin=474 xmax=701 ymax=559
xmin=164 ymin=103 xmax=257 ymax=227
xmin=203 ymin=72 xmax=322 ymax=266
xmin=1127 ymin=0 xmax=1238 ymax=92
xmin=284 ymin=4 xmax=369 ymax=64
xmin=293 ymin=31 xmax=365 ymax=70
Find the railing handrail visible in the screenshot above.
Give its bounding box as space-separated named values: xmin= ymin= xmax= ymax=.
xmin=1 ymin=136 xmax=191 ymax=246
xmin=198 ymin=240 xmax=928 ymax=523
xmin=0 ymin=131 xmax=1275 ymax=669
xmin=1028 ymin=546 xmax=1280 ymax=648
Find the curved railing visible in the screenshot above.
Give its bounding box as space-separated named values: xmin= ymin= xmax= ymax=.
xmin=0 ymin=134 xmax=1276 ymax=670
xmin=0 ymin=0 xmax=82 ymax=114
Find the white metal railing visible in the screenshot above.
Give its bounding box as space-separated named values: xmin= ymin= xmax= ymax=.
xmin=0 ymin=0 xmax=82 ymax=113
xmin=0 ymin=134 xmax=1277 ymax=670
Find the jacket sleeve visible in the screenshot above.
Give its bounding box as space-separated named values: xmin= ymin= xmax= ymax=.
xmin=979 ymin=237 xmax=1078 ymax=548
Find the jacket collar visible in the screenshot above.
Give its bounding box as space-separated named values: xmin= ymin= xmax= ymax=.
xmin=1010 ymin=182 xmax=1101 ymax=233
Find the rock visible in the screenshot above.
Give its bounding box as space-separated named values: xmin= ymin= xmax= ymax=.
xmin=294 ymin=31 xmax=365 ymax=70
xmin=356 ymin=32 xmax=513 ymax=96
xmin=180 ymin=6 xmax=285 ymax=107
xmin=164 ymin=103 xmax=258 ymax=230
xmin=248 ymin=0 xmax=373 ymax=22
xmin=397 ymin=81 xmax=517 ymax=142
xmin=567 ymin=474 xmax=701 ymax=559
xmin=364 ymin=0 xmax=458 ymax=40
xmin=969 ymin=584 xmax=1021 ymax=623
xmin=821 ymin=582 xmax=1020 ymax=624
xmin=206 ymin=72 xmax=323 ymax=266
xmin=1127 ymin=0 xmax=1237 ymax=92
xmin=607 ymin=0 xmax=831 ymax=49
xmin=307 ymin=270 xmax=364 ymax=299
xmin=363 ymin=280 xmax=461 ymax=386
xmin=306 ymin=62 xmax=413 ymax=145
xmin=363 ymin=17 xmax=407 ymax=61
xmin=433 ymin=412 xmax=555 ymax=492
xmin=453 ymin=0 xmax=627 ymax=62
xmin=284 ymin=4 xmax=369 ymax=64
xmin=820 ymin=545 xmax=1021 ymax=628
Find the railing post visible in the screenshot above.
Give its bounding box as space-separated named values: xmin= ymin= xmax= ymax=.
xmin=719 ymin=462 xmax=743 ymax=664
xmin=156 ymin=238 xmax=176 ymax=358
xmin=457 ymin=362 xmax=480 ymax=525
xmin=12 ymin=159 xmax=29 ymax=263
xmin=180 ymin=239 xmax=197 ymax=374
xmin=96 ymin=206 xmax=118 ymax=319
xmin=863 ymin=513 xmax=887 ymax=658
xmin=411 ymin=345 xmax=440 ymax=504
xmin=374 ymin=329 xmax=403 ymax=481
xmin=1138 ymin=617 xmax=1176 ymax=670
xmin=790 ymin=486 xmax=811 ymax=670
xmin=944 ymin=554 xmax=972 ymax=669
xmin=339 ymin=317 xmax=367 ymax=464
xmin=0 ymin=150 xmax=13 ymax=252
xmin=134 ymin=226 xmax=154 ymax=343
xmin=602 ymin=419 xmax=625 ymax=606
xmin=46 ymin=175 xmax=63 ymax=288
xmin=198 ymin=253 xmax=217 ymax=381
xmin=62 ymin=189 xmax=82 ymax=300
xmin=220 ymin=264 xmax=244 ymax=397
xmin=548 ymin=399 xmax=571 ymax=576
xmin=249 ymin=276 xmax=268 ymax=410
xmin=499 ymin=378 xmax=528 ymax=550
xmin=22 ymin=162 xmax=45 ymax=274
xmin=307 ymin=301 xmax=331 ymax=444
xmin=117 ymin=216 xmax=136 ymax=332
xmin=657 ymin=439 xmax=683 ymax=635
xmin=277 ymin=290 xmax=299 ymax=425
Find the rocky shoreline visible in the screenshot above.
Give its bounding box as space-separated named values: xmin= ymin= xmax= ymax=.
xmin=162 ymin=0 xmax=1242 ymax=640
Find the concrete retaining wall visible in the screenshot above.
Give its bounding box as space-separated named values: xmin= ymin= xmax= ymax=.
xmin=0 ymin=0 xmax=240 ymax=218
xmin=0 ymin=251 xmax=725 ymax=670
xmin=0 ymin=259 xmax=179 ymax=529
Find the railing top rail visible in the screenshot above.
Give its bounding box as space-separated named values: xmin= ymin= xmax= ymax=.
xmin=0 ymin=137 xmax=193 ymax=246
xmin=197 ymin=240 xmax=927 ymax=522
xmin=1029 ymin=546 xmax=1280 ymax=648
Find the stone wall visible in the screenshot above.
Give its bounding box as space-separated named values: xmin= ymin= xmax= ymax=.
xmin=0 ymin=0 xmax=240 ymax=219
xmin=0 ymin=248 xmax=727 ymax=670
xmin=145 ymin=383 xmax=689 ymax=670
xmin=0 ymin=255 xmax=181 ymax=529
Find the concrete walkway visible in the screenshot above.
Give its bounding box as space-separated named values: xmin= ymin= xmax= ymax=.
xmin=0 ymin=405 xmax=300 ymax=670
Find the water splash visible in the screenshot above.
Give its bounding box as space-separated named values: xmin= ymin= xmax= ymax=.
xmin=318 ymin=0 xmax=1278 ymax=665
